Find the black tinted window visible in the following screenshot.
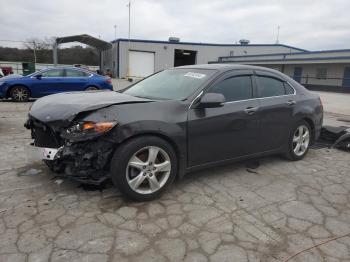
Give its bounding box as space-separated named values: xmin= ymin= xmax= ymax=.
xmin=257 ymin=76 xmax=285 ymax=97
xmin=284 ymin=82 xmax=295 ymax=95
xmin=211 ymin=76 xmax=253 ymax=102
xmin=66 ymin=69 xmax=89 ymax=77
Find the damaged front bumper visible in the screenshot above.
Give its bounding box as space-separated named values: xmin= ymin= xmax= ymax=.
xmin=57 ymin=139 xmax=115 ymax=184
xmin=25 ymin=117 xmax=117 ymax=185
xmin=28 ymin=139 xmax=116 ymax=185
xmin=26 ymin=144 xmax=60 ymax=161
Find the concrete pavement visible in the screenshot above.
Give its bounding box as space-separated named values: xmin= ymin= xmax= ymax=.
xmin=0 ymin=100 xmax=350 ymax=261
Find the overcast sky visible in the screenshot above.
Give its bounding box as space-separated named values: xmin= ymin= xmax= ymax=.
xmin=1 ymin=0 xmax=349 ymax=50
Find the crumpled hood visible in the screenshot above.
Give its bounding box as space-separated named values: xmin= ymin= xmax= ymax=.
xmin=29 ymin=90 xmax=152 ymax=123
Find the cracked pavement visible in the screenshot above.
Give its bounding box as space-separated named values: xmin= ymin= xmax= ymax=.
xmin=1 ymin=101 xmax=350 ymax=262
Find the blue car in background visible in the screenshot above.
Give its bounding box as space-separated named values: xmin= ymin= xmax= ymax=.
xmin=0 ymin=67 xmax=113 ymax=102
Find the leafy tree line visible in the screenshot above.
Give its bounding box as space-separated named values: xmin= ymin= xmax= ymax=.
xmin=0 ymin=38 xmax=99 ymax=65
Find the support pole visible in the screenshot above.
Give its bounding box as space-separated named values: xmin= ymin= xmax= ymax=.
xmin=53 ymin=41 xmax=58 ymax=66
xmin=99 ymin=51 xmax=102 ymax=72
xmin=33 ymin=41 xmax=37 ymax=63
xmin=127 ymin=1 xmax=131 ymax=78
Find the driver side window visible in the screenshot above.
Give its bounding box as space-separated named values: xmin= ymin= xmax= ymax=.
xmin=210 ymin=75 xmax=253 ymax=102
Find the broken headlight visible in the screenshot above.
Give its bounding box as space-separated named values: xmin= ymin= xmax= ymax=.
xmin=63 ymin=121 xmax=117 ymax=141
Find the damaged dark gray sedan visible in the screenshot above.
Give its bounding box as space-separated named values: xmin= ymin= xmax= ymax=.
xmin=25 ymin=64 xmax=323 ymax=201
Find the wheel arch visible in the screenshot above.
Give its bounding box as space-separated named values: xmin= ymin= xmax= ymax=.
xmin=85 ymin=85 xmax=99 ymax=90
xmin=114 ymin=131 xmax=186 ymax=179
xmin=6 ymin=84 xmax=31 ymax=98
xmin=300 ymin=117 xmax=315 ymax=143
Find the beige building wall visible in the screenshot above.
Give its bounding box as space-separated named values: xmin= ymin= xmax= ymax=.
xmin=259 ymin=63 xmax=350 ymax=87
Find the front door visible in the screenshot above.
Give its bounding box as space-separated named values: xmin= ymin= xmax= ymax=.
xmin=187 ymin=71 xmax=260 ymax=167
xmin=254 ymin=71 xmax=296 ymax=152
xmin=31 ymin=68 xmax=65 ymax=96
xmin=293 ymin=67 xmax=303 ymax=83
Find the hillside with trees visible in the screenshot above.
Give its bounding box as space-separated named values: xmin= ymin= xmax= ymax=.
xmin=0 ymin=38 xmax=99 ymax=65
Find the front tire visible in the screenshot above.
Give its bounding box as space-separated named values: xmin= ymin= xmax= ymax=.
xmin=285 ymin=120 xmax=311 ymax=161
xmin=110 ymin=136 xmax=177 ymax=201
xmin=10 ymin=86 xmax=30 ymax=102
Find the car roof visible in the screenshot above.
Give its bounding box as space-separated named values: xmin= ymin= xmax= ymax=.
xmin=42 ymin=66 xmax=85 ymax=70
xmin=175 ymin=64 xmax=278 ymax=73
xmin=40 ymin=66 xmax=94 ymax=74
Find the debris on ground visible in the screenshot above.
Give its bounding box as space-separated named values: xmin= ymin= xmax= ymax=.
xmin=245 ymin=160 xmax=260 ymax=174
xmin=337 ymin=117 xmax=350 ymax=123
xmin=78 ymin=182 xmax=107 ymax=192
xmin=17 ymin=168 xmax=41 ymax=176
xmin=54 ymin=179 xmax=64 ymax=186
xmin=319 ymin=126 xmax=350 ymax=151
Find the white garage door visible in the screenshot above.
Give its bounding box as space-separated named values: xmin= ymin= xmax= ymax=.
xmin=129 ymin=51 xmax=155 ymax=78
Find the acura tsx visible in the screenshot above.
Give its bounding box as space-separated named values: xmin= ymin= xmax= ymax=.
xmin=25 ymin=64 xmax=323 ymax=201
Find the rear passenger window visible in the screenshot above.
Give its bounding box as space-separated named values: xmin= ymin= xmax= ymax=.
xmin=211 ymin=76 xmax=253 ymax=102
xmin=257 ymin=76 xmax=285 ymax=97
xmin=66 ymin=69 xmax=89 ymax=77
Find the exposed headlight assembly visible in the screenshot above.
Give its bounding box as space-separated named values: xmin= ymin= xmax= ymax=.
xmin=63 ymin=121 xmax=117 ymax=141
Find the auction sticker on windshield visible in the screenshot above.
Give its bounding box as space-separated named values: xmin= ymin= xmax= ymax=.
xmin=184 ymin=72 xmax=206 ymax=79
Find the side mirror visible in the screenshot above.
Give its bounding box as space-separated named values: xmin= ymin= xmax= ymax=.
xmin=35 ymin=74 xmax=42 ymax=79
xmin=197 ymin=93 xmax=225 ymax=108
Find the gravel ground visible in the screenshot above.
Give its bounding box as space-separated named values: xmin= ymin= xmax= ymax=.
xmin=0 ymin=97 xmax=350 ymax=262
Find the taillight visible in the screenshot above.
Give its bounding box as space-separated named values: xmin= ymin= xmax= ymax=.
xmin=106 ymin=78 xmax=112 ymax=84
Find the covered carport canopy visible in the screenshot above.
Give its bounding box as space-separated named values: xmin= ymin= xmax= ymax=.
xmin=53 ymin=34 xmax=112 ymax=67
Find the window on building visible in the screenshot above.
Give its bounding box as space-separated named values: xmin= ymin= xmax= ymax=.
xmin=316 ymin=68 xmax=327 ymax=79
xmin=257 ymin=76 xmax=286 ymax=97
xmin=210 ymin=75 xmax=253 ymax=102
xmin=229 ymin=50 xmax=234 ymax=57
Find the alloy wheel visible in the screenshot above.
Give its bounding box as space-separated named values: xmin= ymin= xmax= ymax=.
xmin=292 ymin=125 xmax=310 ymax=156
xmin=12 ymin=87 xmax=29 ymax=101
xmin=126 ymin=146 xmax=171 ymax=194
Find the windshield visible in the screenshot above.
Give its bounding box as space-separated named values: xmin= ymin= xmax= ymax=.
xmin=123 ymin=68 xmax=216 ymax=100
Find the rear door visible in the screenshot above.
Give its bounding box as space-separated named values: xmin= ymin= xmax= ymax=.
xmin=254 ymin=71 xmax=296 ymax=152
xmin=187 ymin=70 xmax=261 ymax=167
xmin=63 ymin=69 xmax=90 ymax=91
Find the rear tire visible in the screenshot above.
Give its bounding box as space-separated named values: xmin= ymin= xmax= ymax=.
xmin=10 ymin=86 xmax=30 ymax=102
xmin=110 ymin=136 xmax=177 ymax=201
xmin=85 ymin=86 xmax=99 ymax=91
xmin=285 ymin=120 xmax=311 ymax=161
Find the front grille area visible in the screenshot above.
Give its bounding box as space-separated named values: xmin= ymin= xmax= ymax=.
xmin=31 ymin=120 xmax=62 ymax=148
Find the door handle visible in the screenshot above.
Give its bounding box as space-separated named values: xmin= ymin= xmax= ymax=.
xmin=286 ymin=100 xmax=296 ymax=106
xmin=244 ymin=106 xmax=259 ymax=115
